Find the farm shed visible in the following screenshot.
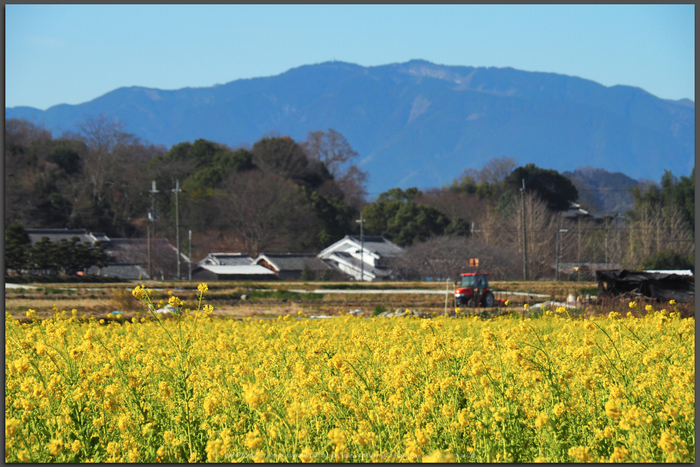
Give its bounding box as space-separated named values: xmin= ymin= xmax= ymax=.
xmin=595 ymin=269 xmax=695 ymax=302
xmin=253 ymin=253 xmax=336 ymax=280
xmin=191 ymin=264 xmax=276 ymax=282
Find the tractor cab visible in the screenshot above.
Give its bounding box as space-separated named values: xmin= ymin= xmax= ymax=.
xmin=455 ymin=273 xmax=494 ymax=307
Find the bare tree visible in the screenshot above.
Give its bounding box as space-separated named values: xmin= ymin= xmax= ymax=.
xmin=523 ymin=194 xmax=557 ymax=279
xmin=662 ymin=206 xmax=694 ymax=257
xmin=394 ymin=235 xmax=521 ymax=281
xmin=301 ymin=129 xmax=368 ymax=209
xmin=473 ymin=192 xmax=555 ymax=279
xmin=215 ymin=171 xmax=320 ymax=256
xmin=415 ymin=188 xmax=489 ymax=227
xmin=478 ymin=156 xmax=518 ymax=185
xmin=5 ymin=118 xmax=53 ymax=147
xmin=453 ymin=156 xmax=517 ymax=186
xmin=75 ymin=114 xmax=138 ymax=202
xmin=302 ymin=129 xmax=358 ymax=178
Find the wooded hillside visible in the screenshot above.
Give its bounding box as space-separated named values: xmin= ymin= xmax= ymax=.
xmin=5 ymin=117 xmax=694 ymax=278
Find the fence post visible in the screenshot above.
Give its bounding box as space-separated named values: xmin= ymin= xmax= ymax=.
xmin=444 ymin=280 xmax=450 ymax=317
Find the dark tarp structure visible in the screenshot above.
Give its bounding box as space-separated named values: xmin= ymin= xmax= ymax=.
xmin=595 ymin=270 xmax=695 ymax=302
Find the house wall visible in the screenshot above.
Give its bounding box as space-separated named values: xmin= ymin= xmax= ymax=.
xmin=192 ymin=269 xmax=275 ymax=281
xmin=335 ymin=262 xmax=360 ymax=280
xmin=257 ymin=259 xmax=279 ymax=275
xmin=278 ymin=270 xmax=302 ymax=280
xmin=341 ymin=247 xmax=377 ymax=267
xmin=192 ymin=269 xmax=220 ymax=282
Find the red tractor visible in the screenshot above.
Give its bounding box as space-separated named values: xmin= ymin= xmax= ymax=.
xmin=455 ymin=272 xmax=495 ymax=307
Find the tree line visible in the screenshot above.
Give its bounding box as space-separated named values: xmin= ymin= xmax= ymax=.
xmin=5 ymin=117 xmax=694 ymax=279
xmin=4 ymin=222 xmax=110 ymax=275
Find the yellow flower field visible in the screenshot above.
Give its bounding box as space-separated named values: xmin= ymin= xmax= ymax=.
xmin=5 ymin=285 xmax=694 ymax=463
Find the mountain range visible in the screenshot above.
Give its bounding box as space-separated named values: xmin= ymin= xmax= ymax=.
xmin=6 ymin=60 xmax=695 ymax=196
xmin=563 ymin=167 xmax=641 ymax=214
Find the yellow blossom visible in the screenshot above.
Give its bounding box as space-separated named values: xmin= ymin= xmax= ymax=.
xmin=299 ymin=447 xmax=314 ymax=463
xmin=423 ymin=450 xmax=456 ymax=463
xmin=658 ymin=430 xmax=675 ymax=454
xmin=605 ymin=399 xmax=621 ymax=419
xmin=47 ymin=439 xmax=63 ymax=456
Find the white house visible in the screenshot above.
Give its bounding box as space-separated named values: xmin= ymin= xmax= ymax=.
xmin=318 ymin=235 xmax=404 ymax=281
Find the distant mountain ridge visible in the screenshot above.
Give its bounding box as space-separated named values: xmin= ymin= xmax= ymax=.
xmin=6 ymin=60 xmax=694 ymax=195
xmin=563 ymin=167 xmax=640 ymax=213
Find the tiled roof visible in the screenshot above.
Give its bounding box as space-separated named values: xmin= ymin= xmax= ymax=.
xmin=86 ymin=263 xmax=150 ymax=279
xmin=195 ymin=265 xmax=275 ymax=276
xmin=201 ymin=253 xmax=254 ymax=266
xmin=256 ymin=253 xmax=333 ymax=272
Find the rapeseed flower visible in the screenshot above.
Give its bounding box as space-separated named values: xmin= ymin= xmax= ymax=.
xmin=46 ymin=439 xmax=63 ymax=456
xmin=4 ymin=291 xmax=694 ymax=463
xmin=423 ymin=450 xmax=456 ymax=463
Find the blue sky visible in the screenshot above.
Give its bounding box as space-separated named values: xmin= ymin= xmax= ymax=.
xmin=5 ymin=4 xmax=695 ymax=110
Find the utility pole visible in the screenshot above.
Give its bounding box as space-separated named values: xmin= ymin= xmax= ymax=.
xmin=172 ymin=180 xmax=182 ymax=280
xmin=356 ymin=211 xmax=365 ymax=282
xmin=147 ymin=223 xmax=151 ymax=278
xmin=577 ymin=217 xmax=581 ymax=282
xmin=188 ymin=229 xmax=192 ymax=281
xmin=521 ymin=179 xmax=528 ymax=281
xmin=149 ymin=181 xmax=159 ymax=280
xmin=556 ymin=228 xmax=568 ymax=281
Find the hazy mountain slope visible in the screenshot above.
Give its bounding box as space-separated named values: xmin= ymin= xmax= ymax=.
xmin=6 ymin=60 xmax=694 ymax=195
xmin=563 ymin=167 xmax=640 ymax=213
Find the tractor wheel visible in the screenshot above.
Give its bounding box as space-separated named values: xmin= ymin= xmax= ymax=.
xmin=482 ymin=291 xmax=495 ymax=307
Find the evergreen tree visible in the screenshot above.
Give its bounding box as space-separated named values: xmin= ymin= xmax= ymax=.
xmin=364 ymin=188 xmax=452 ymax=246
xmin=505 ymin=164 xmax=578 ymax=212
xmin=30 ymin=237 xmax=57 ymax=274
xmin=641 ymin=250 xmax=694 ymax=273
xmin=4 ymin=221 xmax=31 ymax=273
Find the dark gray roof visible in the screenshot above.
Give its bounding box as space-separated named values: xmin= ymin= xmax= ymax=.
xmin=200 ymin=253 xmax=254 ymax=266
xmin=87 ymin=263 xmax=150 ymax=279
xmin=256 ymin=253 xmax=333 ymax=272
xmin=107 ymin=238 xmax=188 ymax=263
xmin=194 ymin=264 xmax=275 ymax=276
xmin=91 ymin=232 xmax=111 ymax=242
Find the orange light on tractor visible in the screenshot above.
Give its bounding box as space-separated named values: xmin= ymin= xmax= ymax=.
xmin=470 ymin=258 xmax=479 ymax=267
